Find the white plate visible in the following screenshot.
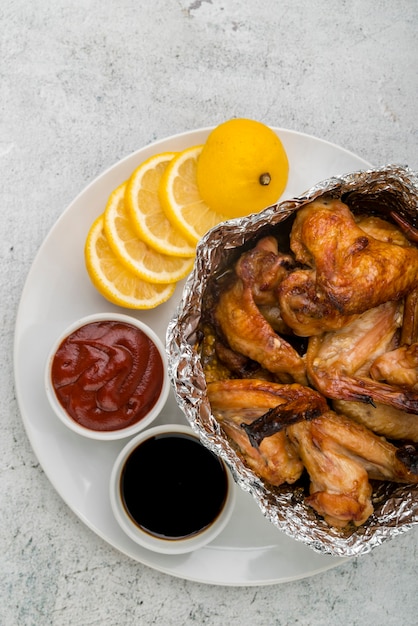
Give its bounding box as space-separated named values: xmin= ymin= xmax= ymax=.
xmin=14 ymin=127 xmax=372 ymax=586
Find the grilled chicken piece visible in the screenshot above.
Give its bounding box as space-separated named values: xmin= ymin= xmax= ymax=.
xmin=207 ymin=379 xmax=305 ymax=486
xmin=289 ymin=411 xmax=418 ymax=528
xmin=237 ymin=384 xmax=328 ymax=446
xmin=355 ymin=214 xmax=412 ymax=247
xmin=289 ymin=198 xmax=418 ymax=315
xmin=370 ymin=343 xmax=418 ymax=391
xmin=277 ymin=210 xmax=417 ymax=337
xmin=289 ymin=417 xmax=373 ymax=527
xmin=278 ymin=268 xmax=357 ymax=336
xmin=365 ymin=286 xmax=418 ymax=392
xmin=333 ymin=399 xmax=418 ymax=442
xmin=214 ymin=237 xmax=307 ymax=385
xmin=306 ymin=301 xmax=418 ymax=413
xmin=237 ymin=236 xmax=296 ymax=306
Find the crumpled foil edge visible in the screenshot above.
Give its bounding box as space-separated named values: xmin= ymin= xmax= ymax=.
xmin=167 ymin=164 xmax=418 ymax=558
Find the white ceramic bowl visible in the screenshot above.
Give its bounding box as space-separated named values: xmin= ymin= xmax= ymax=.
xmin=45 ymin=312 xmax=169 ymax=441
xmin=109 ymin=424 xmax=236 ymax=554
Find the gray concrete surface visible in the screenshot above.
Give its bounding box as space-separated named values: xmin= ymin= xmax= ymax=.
xmin=1 ymin=1 xmax=417 ymax=624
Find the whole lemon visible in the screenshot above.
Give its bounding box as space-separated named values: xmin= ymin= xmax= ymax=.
xmin=196 ymin=118 xmax=289 ymax=218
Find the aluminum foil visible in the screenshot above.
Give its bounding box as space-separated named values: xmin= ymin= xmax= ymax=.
xmin=166 ymin=164 xmax=418 ymax=557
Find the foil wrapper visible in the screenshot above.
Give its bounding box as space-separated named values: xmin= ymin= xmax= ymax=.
xmin=167 ymin=164 xmax=418 ymax=557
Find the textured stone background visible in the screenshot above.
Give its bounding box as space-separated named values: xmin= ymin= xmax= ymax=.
xmin=1 ymin=1 xmax=417 ymax=624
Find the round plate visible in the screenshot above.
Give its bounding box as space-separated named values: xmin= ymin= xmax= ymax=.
xmin=14 ymin=128 xmax=372 ymax=586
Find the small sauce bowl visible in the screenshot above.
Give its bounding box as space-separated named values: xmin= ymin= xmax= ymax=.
xmin=45 ymin=312 xmax=169 ymax=440
xmin=109 ymin=424 xmax=236 ymax=554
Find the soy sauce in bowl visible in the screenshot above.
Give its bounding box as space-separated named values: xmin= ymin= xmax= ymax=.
xmin=122 ymin=432 xmax=228 ymax=539
xmin=110 ymin=425 xmax=236 ymax=554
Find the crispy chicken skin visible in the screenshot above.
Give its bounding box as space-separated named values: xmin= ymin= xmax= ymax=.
xmin=237 ymin=236 xmax=296 ymax=306
xmin=207 ymin=379 xmax=305 ymax=486
xmin=289 ymin=198 xmax=418 ymax=315
xmin=214 ymin=279 xmax=307 ymax=384
xmin=355 ymin=214 xmax=412 ymax=247
xmin=289 ymin=417 xmax=374 ymax=527
xmin=333 ymin=399 xmax=418 ymax=442
xmin=214 ymin=238 xmax=307 ymax=385
xmin=278 ymin=268 xmax=357 ymax=336
xmin=368 ymin=285 xmax=418 ymax=393
xmin=278 ymin=209 xmax=417 ymax=337
xmin=370 ymin=343 xmax=418 ymax=391
xmin=306 ymin=301 xmax=418 ymax=413
xmin=290 ymin=410 xmax=418 ymax=527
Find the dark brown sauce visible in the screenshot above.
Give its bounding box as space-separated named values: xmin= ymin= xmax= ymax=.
xmin=120 ymin=433 xmax=228 ymax=540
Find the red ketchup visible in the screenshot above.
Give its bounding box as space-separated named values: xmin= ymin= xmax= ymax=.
xmin=51 ymin=321 xmax=164 ymax=432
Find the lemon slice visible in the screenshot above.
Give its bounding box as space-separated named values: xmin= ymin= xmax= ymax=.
xmin=85 ymin=214 xmax=176 ymax=309
xmin=158 ymin=145 xmax=228 ymax=246
xmin=103 ymin=183 xmax=194 ymax=284
xmin=125 ymin=152 xmax=195 ymax=258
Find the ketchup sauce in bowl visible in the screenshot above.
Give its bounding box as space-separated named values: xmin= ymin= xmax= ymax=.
xmin=45 ymin=313 xmax=169 ymax=440
xmin=109 ymin=424 xmax=236 ymax=554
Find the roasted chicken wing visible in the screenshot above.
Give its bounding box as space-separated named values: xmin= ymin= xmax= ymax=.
xmin=289 ymin=411 xmax=418 ymax=527
xmin=278 ymin=268 xmax=357 ymax=336
xmin=355 ymin=214 xmax=412 ymax=247
xmin=288 ymin=197 xmax=418 ymax=315
xmin=278 ymin=209 xmax=418 ymax=337
xmin=237 ymin=236 xmax=296 ymax=306
xmin=306 ymin=301 xmax=418 ymax=413
xmin=370 ymin=343 xmax=418 ymax=391
xmin=213 ymin=238 xmax=307 ymax=385
xmin=289 ymin=416 xmax=374 ymax=527
xmin=333 ymin=398 xmax=418 ymax=442
xmin=207 ymin=379 xmax=305 ymax=486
